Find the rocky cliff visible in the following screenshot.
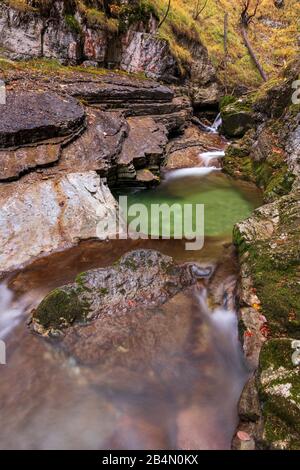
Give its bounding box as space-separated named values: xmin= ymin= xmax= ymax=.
xmin=0 ymin=61 xmax=195 ymax=275
xmin=0 ymin=0 xmax=220 ymax=106
xmin=223 ymin=59 xmax=300 ymax=450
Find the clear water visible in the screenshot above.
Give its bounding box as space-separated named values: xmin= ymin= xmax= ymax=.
xmin=0 ymin=167 xmax=262 ymax=450
xmin=124 ymin=171 xmax=261 ymax=239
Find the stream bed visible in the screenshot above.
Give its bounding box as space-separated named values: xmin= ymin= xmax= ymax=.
xmin=0 ymin=140 xmax=262 ymax=450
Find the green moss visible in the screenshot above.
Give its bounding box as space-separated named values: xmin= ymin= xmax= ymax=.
xmin=220 ymin=95 xmax=236 ymax=109
xmin=99 ymin=287 xmax=109 ymax=296
xmin=258 ymin=339 xmax=300 ymax=448
xmin=118 ymin=0 xmax=157 ymax=33
xmin=65 ymin=14 xmax=82 ymax=34
xmin=33 ymin=288 xmax=88 ymax=330
xmin=260 ymin=338 xmax=292 ymax=370
xmin=224 ymin=147 xmax=295 ymax=203
xmin=123 ymin=258 xmax=137 ymax=271
xmin=235 ymin=238 xmax=300 ymax=336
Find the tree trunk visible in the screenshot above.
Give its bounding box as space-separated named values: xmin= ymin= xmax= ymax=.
xmin=158 ymin=0 xmax=171 ymax=29
xmin=241 ymin=25 xmax=267 ymax=82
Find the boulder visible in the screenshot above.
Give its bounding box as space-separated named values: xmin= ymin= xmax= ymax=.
xmin=0 ymin=171 xmax=118 ymax=274
xmin=0 ymin=91 xmax=85 ymax=148
xmin=31 ymin=249 xmax=203 ymax=336
xmin=117 ymin=116 xmax=168 ymax=182
xmin=221 ymin=99 xmax=254 ymax=138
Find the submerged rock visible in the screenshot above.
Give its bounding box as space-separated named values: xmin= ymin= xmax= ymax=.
xmin=31 ymin=249 xmax=205 ymax=336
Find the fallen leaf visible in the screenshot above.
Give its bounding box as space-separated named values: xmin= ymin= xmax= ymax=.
xmin=237 ymin=431 xmax=252 ymax=442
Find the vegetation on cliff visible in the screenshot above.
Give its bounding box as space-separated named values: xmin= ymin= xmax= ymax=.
xmin=2 ymin=0 xmax=299 ymax=88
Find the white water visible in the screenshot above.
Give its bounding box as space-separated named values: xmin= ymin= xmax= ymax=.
xmin=199 ymin=113 xmax=222 ymax=134
xmin=0 ymin=283 xmax=40 ymax=340
xmin=165 ymin=166 xmax=221 ymax=180
xmin=198 ymin=289 xmax=247 ymax=382
xmin=199 ymin=150 xmax=225 ymax=167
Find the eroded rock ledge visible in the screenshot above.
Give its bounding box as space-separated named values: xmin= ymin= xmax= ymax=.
xmin=0 ymin=68 xmax=193 ymax=275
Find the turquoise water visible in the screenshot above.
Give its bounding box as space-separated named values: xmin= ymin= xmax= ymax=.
xmin=123 ymin=171 xmax=261 ymax=239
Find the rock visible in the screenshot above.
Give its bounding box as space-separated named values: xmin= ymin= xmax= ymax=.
xmin=120 ymin=32 xmax=178 ymax=82
xmin=0 ymin=171 xmax=118 ymax=275
xmin=0 ymin=3 xmax=44 ymax=60
xmin=117 ymin=116 xmax=168 ymax=181
xmin=31 ymin=249 xmax=202 ymax=335
xmin=0 ymin=2 xmax=82 ymax=63
xmin=81 ymin=60 xmax=99 ymax=68
xmin=0 ymin=91 xmax=85 ymax=148
xmin=164 ymin=125 xmax=226 ymax=170
xmin=221 ymin=99 xmax=254 ymax=138
xmin=238 ymin=376 xmax=261 ymax=423
xmin=61 ymin=74 xmax=174 ymax=105
xmin=0 ymin=142 xmax=61 ymax=181
xmin=61 ymin=109 xmax=128 ymax=175
xmin=136 ymin=168 xmax=159 ymax=184
xmin=258 ymin=338 xmax=300 ymax=449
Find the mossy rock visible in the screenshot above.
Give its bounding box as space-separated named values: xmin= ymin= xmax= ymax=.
xmin=258 ymin=339 xmax=300 ymax=449
xmin=220 ymin=97 xmax=254 ymax=138
xmin=32 ymin=287 xmax=88 ymax=333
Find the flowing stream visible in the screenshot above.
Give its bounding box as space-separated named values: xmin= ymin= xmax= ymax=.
xmin=0 ymin=126 xmax=262 ymax=450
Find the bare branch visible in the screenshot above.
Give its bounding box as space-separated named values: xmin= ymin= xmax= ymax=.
xmin=158 ymin=0 xmax=171 ymax=29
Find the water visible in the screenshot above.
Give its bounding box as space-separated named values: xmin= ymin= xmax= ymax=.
xmin=165 ymin=167 xmax=220 ymax=180
xmin=125 ymin=171 xmax=261 ymax=238
xmin=0 ymin=130 xmax=262 ymax=450
xmin=198 ymin=113 xmax=222 ymax=134
xmin=199 ymin=150 xmax=225 ymax=167
xmin=0 ymin=283 xmax=40 ymax=340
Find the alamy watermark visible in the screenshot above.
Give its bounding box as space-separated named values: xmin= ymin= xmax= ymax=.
xmin=96 ymin=195 xmax=205 ymax=251
xmin=0 ymin=79 xmax=6 ymax=105
xmin=0 ymin=340 xmax=6 ymax=365
xmin=292 ymin=80 xmax=300 ymax=105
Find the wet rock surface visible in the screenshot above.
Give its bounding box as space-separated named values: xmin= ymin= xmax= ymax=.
xmin=61 ymin=109 xmax=128 ymax=176
xmin=117 ymin=117 xmax=168 ymax=182
xmin=31 ymin=249 xmax=205 ymax=337
xmin=164 ymin=125 xmax=226 ymax=170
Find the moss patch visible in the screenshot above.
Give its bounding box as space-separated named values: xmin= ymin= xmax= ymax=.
xmin=33 ymin=287 xmax=88 ymax=331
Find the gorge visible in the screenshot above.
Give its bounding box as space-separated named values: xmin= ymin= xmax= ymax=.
xmin=0 ymin=0 xmax=299 ymax=452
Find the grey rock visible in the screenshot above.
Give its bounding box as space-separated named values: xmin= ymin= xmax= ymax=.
xmin=0 ymin=91 xmax=85 ymax=148
xmin=0 ymin=171 xmax=119 ymax=275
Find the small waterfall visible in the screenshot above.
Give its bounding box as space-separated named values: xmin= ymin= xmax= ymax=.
xmin=199 ymin=150 xmax=225 ymax=168
xmin=0 ymin=283 xmax=40 ymax=340
xmin=197 ymin=289 xmax=247 ymax=380
xmin=211 ymin=113 xmax=222 ymax=133
xmin=165 ymin=167 xmax=220 ymax=180
xmin=197 ymin=113 xmax=222 ymax=134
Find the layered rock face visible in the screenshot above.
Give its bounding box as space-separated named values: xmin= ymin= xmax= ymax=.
xmin=0 ymin=1 xmax=220 ymax=105
xmin=225 ymin=60 xmax=300 ymax=450
xmin=0 ymin=65 xmax=193 ymax=275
